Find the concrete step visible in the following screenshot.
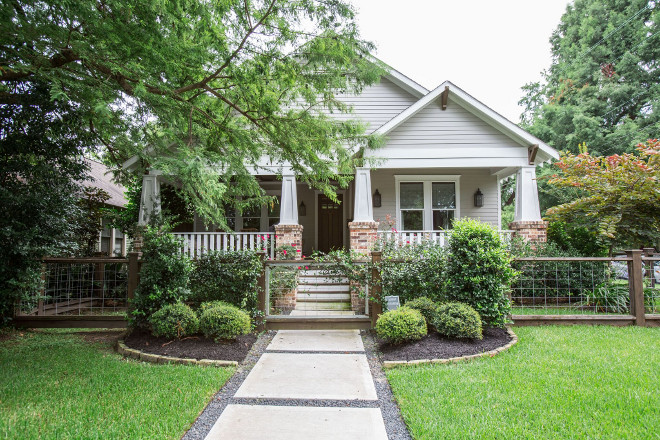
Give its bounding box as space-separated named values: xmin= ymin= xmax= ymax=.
xmin=295 ymin=302 xmax=352 ymax=311
xmin=297 ymin=284 xmax=350 ymax=293
xmin=296 ymin=293 xmax=351 ymax=300
xmin=298 ymin=276 xmax=349 ymax=284
xmin=297 ymin=297 xmax=351 ymax=303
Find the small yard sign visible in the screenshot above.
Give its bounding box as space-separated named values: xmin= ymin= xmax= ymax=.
xmin=384 ymin=296 xmax=400 ymax=311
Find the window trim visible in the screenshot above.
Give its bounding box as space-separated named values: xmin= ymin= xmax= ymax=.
xmin=394 ymin=175 xmax=461 ymax=231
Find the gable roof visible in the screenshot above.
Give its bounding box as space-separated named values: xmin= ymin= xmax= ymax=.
xmin=377 ymin=60 xmax=429 ymax=98
xmin=372 ymin=81 xmax=559 ymax=163
xmin=85 ymin=159 xmax=128 ymax=208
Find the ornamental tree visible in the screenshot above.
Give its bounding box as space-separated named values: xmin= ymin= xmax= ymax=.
xmin=1 ymin=0 xmax=384 ymax=228
xmin=546 ymin=139 xmax=660 ymax=253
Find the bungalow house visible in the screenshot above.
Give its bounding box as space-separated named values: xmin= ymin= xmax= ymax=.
xmin=124 ymin=63 xmax=558 ymax=260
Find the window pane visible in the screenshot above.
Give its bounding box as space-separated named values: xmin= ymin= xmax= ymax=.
xmin=400 ymin=182 xmax=424 ymax=209
xmin=267 ymin=196 xmax=281 ymax=217
xmin=432 ymin=210 xmax=455 ymax=230
xmin=242 ymin=217 xmax=260 ymax=230
xmin=402 ymin=210 xmax=423 ymax=230
xmin=432 ymin=182 xmax=455 ymax=209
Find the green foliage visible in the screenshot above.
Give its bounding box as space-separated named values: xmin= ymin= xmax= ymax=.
xmin=433 ymin=302 xmax=483 ymax=340
xmin=198 ymin=300 xmax=233 ymax=314
xmin=107 ymin=175 xmax=141 ymax=237
xmin=445 ymin=219 xmax=516 ymax=328
xmin=1 ymin=0 xmax=385 ymax=228
xmin=547 ymin=221 xmax=607 ymax=256
xmin=75 ymin=186 xmax=110 ymax=256
xmin=189 ymin=251 xmax=261 ymax=316
xmin=199 ymin=303 xmax=251 ymax=341
xmin=380 ymin=240 xmax=447 ymax=304
xmin=0 ymin=81 xmax=90 ymax=325
xmin=582 ymin=283 xmax=629 ymax=314
xmin=520 ymin=0 xmax=659 ymax=156
xmin=546 ymin=140 xmax=660 ymax=252
xmin=130 ymin=226 xmax=192 ymax=329
xmin=275 ymin=244 xmax=297 ymax=261
xmin=375 ymin=307 xmax=427 ymax=345
xmin=312 ymin=249 xmax=372 ymax=299
xmin=149 ymin=302 xmax=199 ymax=339
xmin=404 ymin=297 xmax=439 ymax=327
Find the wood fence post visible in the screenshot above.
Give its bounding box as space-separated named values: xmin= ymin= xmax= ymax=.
xmin=625 ymin=249 xmax=646 ymax=327
xmin=256 ymin=252 xmax=267 ymax=332
xmin=127 ymin=252 xmax=140 ymax=313
xmin=370 ymin=251 xmax=383 ymax=329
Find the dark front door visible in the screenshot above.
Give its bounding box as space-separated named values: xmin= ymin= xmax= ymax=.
xmin=318 ymin=194 xmax=343 ymax=253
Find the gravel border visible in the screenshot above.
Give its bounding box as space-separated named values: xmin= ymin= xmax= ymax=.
xmin=362 ymin=331 xmax=413 ymax=440
xmin=381 ymin=327 xmax=519 ymax=369
xmin=182 ymin=330 xmax=277 ymax=440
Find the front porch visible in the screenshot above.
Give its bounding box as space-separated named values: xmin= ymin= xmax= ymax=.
xmin=139 ymin=166 xmax=538 ymax=258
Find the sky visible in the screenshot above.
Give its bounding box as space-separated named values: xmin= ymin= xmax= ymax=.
xmin=349 ymin=0 xmax=572 ymax=123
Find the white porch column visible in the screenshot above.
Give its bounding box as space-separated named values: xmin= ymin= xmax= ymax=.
xmin=353 ymin=167 xmax=374 ymax=222
xmin=278 ymin=175 xmax=299 ymax=225
xmin=138 ymin=172 xmax=162 ymax=225
xmin=514 ymin=166 xmax=541 ymax=222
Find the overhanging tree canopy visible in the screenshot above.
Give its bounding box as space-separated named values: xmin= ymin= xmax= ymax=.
xmin=1 ymin=0 xmax=384 ymax=227
xmin=519 ymin=0 xmax=659 ymax=156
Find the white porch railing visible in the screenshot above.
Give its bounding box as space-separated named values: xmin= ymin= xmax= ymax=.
xmin=377 ymin=230 xmax=515 ymax=247
xmin=172 ymin=232 xmax=276 ymax=259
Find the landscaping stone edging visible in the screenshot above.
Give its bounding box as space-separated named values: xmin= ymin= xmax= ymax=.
xmin=381 ymin=327 xmax=518 ymax=369
xmin=116 ymin=340 xmax=238 ymax=367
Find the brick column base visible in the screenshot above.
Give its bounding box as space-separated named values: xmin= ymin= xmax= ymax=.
xmin=509 ymin=221 xmax=548 ymax=244
xmin=274 ymin=224 xmax=303 ymax=260
xmin=348 ymin=221 xmax=378 ymax=314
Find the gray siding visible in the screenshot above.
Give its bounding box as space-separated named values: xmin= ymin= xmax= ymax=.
xmin=366 ymin=97 xmax=528 ymax=166
xmin=332 ymin=78 xmax=418 ymax=133
xmin=371 ymin=168 xmax=500 ymax=229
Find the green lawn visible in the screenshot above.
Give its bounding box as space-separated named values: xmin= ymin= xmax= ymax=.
xmin=387 ymin=326 xmax=660 ymax=440
xmin=0 ymin=329 xmax=234 ymax=439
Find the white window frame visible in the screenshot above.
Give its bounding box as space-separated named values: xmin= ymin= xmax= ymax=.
xmin=235 ymin=189 xmax=281 ymax=231
xmin=394 ymin=175 xmax=461 ymax=231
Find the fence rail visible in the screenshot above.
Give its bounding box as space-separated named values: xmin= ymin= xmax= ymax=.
xmin=13 ymin=254 xmax=140 ymax=328
xmin=173 ymin=232 xmax=276 ymax=259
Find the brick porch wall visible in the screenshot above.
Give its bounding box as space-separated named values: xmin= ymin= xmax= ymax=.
xmin=509 ymin=220 xmax=548 ymax=243
xmin=348 ymin=221 xmax=378 ymax=314
xmin=274 ymin=224 xmax=304 ymax=260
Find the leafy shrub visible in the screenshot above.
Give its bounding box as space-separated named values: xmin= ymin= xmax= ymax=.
xmin=199 ymin=303 xmax=251 ymax=341
xmin=583 ymin=283 xmax=629 ymax=313
xmin=149 ymin=302 xmax=199 ymax=339
xmin=445 ymin=219 xmax=516 ymax=327
xmin=190 ymin=251 xmax=261 ymax=315
xmin=404 ymin=297 xmax=439 ymax=327
xmin=198 ymin=300 xmax=233 ymax=313
xmin=380 ymin=240 xmax=447 ymax=304
xmin=131 ymin=226 xmax=192 ymax=328
xmin=275 ymin=244 xmax=297 ymax=260
xmin=375 ymin=306 xmax=427 ymax=344
xmin=433 ymin=302 xmax=483 ymax=340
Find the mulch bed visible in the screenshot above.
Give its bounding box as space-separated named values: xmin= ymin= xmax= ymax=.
xmin=124 ymin=330 xmax=257 ymax=362
xmin=378 ymin=328 xmax=512 ymax=361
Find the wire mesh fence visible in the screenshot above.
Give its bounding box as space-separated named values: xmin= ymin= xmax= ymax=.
xmin=511 ymin=257 xmax=633 ymax=315
xmin=16 ymin=258 xmax=129 ymax=317
xmin=643 ymin=256 xmax=660 ymax=314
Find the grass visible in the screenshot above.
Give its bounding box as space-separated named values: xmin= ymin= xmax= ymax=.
xmin=386 ymin=326 xmax=660 ymax=440
xmin=0 ymin=329 xmax=234 ymax=439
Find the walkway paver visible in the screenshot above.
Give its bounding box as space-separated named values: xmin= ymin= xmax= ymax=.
xmin=204 ymin=405 xmax=388 ymax=440
xmin=204 ymin=330 xmax=388 ymax=439
xmin=267 ymin=329 xmax=364 ymax=352
xmin=234 ymin=352 xmax=377 ymax=400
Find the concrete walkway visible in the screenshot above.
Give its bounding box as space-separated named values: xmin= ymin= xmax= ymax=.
xmin=204 ymin=330 xmax=389 ymax=440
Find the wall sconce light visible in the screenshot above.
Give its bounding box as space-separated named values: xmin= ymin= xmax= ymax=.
xmin=474 ymin=188 xmax=484 ymax=207
xmin=373 ymin=189 xmax=382 ymax=208
xmin=299 ymin=201 xmax=306 ymax=216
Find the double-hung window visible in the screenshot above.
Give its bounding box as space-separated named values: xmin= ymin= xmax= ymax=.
xmin=396 ymin=176 xmax=460 ymax=231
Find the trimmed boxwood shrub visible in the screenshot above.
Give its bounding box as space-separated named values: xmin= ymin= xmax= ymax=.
xmin=198 ymin=300 xmax=233 ymax=313
xmin=199 ymin=303 xmax=251 ymax=341
xmin=190 ymin=251 xmax=261 ymax=316
xmin=445 ymin=218 xmax=517 ymax=327
xmin=149 ymin=302 xmax=199 ymax=339
xmin=375 ymin=307 xmax=427 ymax=344
xmin=404 ymin=297 xmax=439 ymax=327
xmin=433 ymin=302 xmax=483 ymax=340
